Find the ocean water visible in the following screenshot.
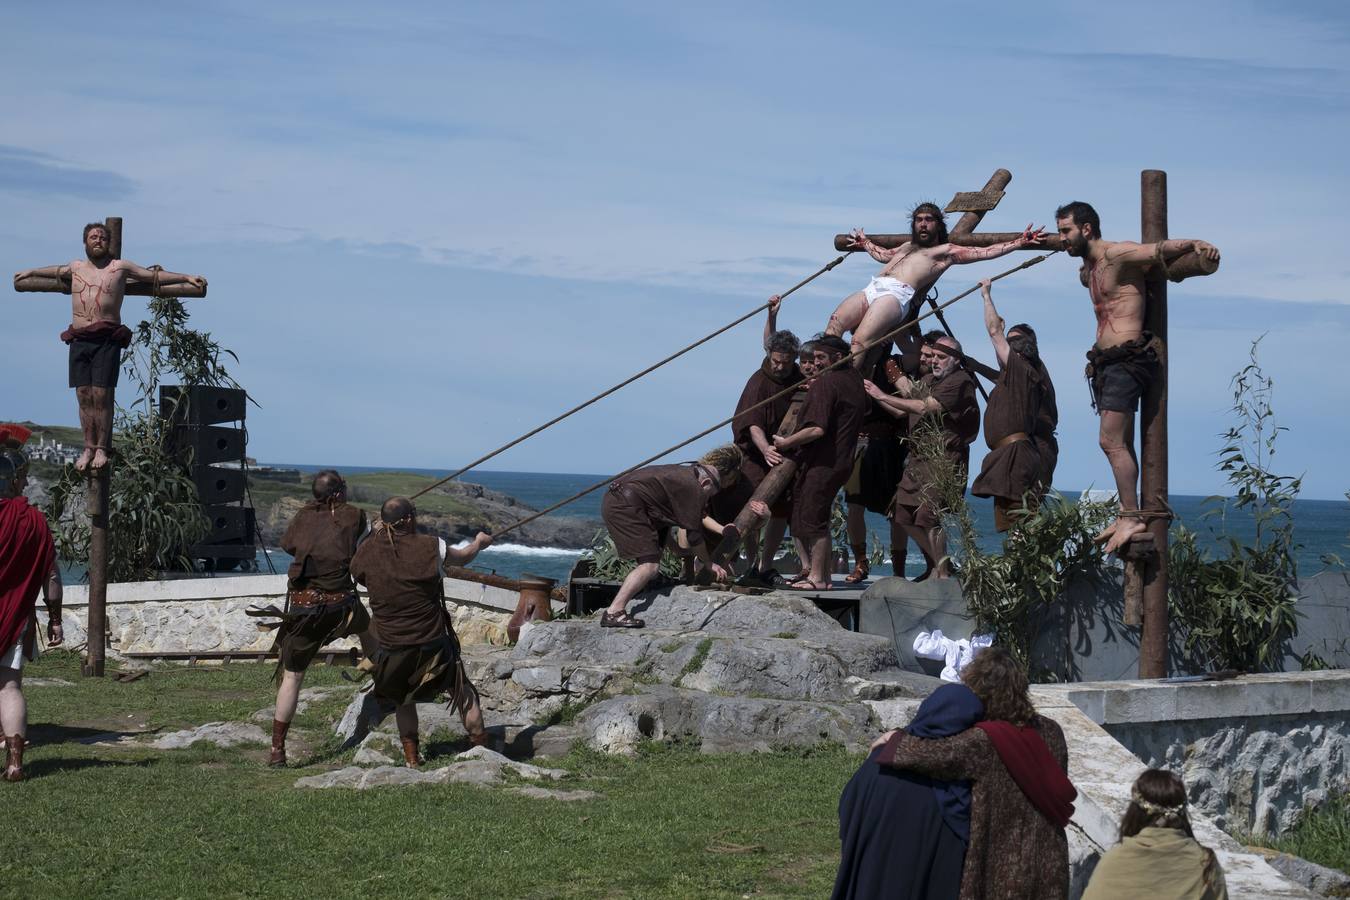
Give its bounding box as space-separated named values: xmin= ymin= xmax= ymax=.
xmin=259 ymin=464 xmax=1349 ymax=585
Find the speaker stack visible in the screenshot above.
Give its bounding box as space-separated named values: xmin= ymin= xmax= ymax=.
xmin=160 ymin=385 xmax=256 ymax=572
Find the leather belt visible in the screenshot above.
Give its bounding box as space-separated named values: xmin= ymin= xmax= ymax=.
xmin=992 ymin=432 xmax=1031 ymax=450
xmin=288 ymin=588 xmax=354 ymax=608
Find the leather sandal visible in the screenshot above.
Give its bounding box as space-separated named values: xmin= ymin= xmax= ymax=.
xmin=599 ymin=610 xmax=645 ymax=629
xmin=3 ymin=734 xmax=23 ymax=782
xmin=844 ymin=561 xmax=869 ymax=584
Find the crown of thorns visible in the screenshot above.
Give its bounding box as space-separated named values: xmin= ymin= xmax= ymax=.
xmin=1131 ymin=785 xmax=1186 ymax=818
xmin=910 ymin=201 xmax=947 ymax=221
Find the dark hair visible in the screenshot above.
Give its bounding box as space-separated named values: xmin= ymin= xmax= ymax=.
xmin=1008 ymin=323 xmax=1037 ymax=341
xmin=311 ymin=469 xmax=345 ymax=501
xmin=911 ymin=202 xmax=949 ymax=244
xmin=0 ymin=447 xmax=30 ymax=497
xmin=1054 ymin=201 xmax=1101 ymax=239
xmin=813 ymin=334 xmax=851 ymax=359
xmin=922 ymin=329 xmax=946 ymax=343
xmin=83 ymin=222 xmax=109 ymax=242
xmin=381 ymin=496 xmax=415 ymax=525
xmin=1120 ymin=769 xmax=1194 ymax=839
xmin=960 ymin=647 xmax=1037 ymax=726
xmin=765 ymin=330 xmax=800 ymax=356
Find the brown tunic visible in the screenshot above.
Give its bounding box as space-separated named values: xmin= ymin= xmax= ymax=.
xmin=971 ymin=351 xmax=1045 ymax=503
xmin=281 ymin=501 xmax=367 ymax=594
xmin=602 ymin=464 xmax=710 ymax=563
xmin=790 ymin=367 xmax=867 ymax=541
xmin=845 ymin=356 xmax=907 ymax=515
xmin=878 ymin=717 xmax=1071 ymax=900
xmin=894 ymin=368 xmax=980 ymax=511
xmin=731 ymin=359 xmax=801 ymax=488
xmin=1034 ymin=358 xmax=1059 ymax=490
xmin=349 ymin=531 xmax=446 ymax=647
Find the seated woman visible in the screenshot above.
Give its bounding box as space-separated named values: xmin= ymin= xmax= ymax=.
xmin=833 ymin=682 xmax=984 ymax=900
xmin=1083 ymin=768 xmax=1228 ymax=900
xmin=870 ymin=647 xmax=1077 ymax=900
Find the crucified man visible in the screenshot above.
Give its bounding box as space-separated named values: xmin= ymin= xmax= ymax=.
xmin=15 ymin=223 xmax=206 ymax=472
xmin=1054 ymin=201 xmax=1219 ymax=553
xmin=826 ymin=202 xmax=1044 ymax=371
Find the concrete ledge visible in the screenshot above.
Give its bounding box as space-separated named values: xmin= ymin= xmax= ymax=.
xmin=1035 ymin=670 xmax=1350 ymax=726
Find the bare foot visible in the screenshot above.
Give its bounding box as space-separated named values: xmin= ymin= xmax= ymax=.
xmin=1104 ymin=517 xmax=1147 ymax=555
xmin=74 ymin=448 xmax=93 ymax=472
xmin=90 ymin=447 xmax=110 ymax=472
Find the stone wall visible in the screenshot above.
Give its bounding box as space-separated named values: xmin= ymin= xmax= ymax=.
xmin=39 ymin=574 xmax=532 ymax=657
xmin=1039 ymin=671 xmax=1350 ymax=839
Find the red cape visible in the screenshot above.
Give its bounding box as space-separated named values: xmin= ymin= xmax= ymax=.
xmin=0 ymin=497 xmax=56 ymax=657
xmin=975 ymin=720 xmax=1077 ymax=828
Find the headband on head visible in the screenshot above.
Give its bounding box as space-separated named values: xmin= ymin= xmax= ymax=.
xmin=1131 ymin=785 xmax=1186 ymax=819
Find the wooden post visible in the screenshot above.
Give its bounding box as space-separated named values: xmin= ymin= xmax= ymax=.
xmin=82 ymin=215 xmax=121 ymax=677
xmin=1139 ymin=171 xmax=1170 ymax=679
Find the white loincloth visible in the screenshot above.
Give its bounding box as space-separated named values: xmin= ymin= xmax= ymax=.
xmin=862 ymin=276 xmax=916 ymax=312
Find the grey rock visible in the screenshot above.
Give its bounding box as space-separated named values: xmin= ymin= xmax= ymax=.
xmin=864 ymin=698 xmax=925 ymax=731
xmin=353 ymin=732 xmax=400 ymax=766
xmin=151 ymin=721 xmax=269 ymax=750
xmin=1263 ymin=850 xmax=1350 ymax=897
xmin=679 ymin=634 xmax=896 ymax=701
xmin=511 ymin=786 xmax=600 ymax=802
xmin=576 ymin=685 xmax=874 ymax=756
xmin=512 ymin=665 xmax=564 ymax=693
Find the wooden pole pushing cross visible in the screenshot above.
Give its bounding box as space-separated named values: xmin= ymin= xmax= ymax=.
xmin=14 ymin=217 xmax=207 ymax=677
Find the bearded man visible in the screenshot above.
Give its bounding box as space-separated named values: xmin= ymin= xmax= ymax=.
xmin=826 ymin=204 xmax=1043 ymax=371
xmin=1054 ymin=201 xmax=1218 ymax=552
xmin=349 ymin=497 xmax=494 ymax=767
xmin=0 ymin=438 xmax=62 ymax=782
xmin=16 ymin=223 xmax=207 ymax=472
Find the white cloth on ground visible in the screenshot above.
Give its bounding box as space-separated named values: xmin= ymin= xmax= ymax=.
xmin=913 ymin=629 xmax=995 ymax=682
xmin=862 ymin=276 xmax=916 ymax=311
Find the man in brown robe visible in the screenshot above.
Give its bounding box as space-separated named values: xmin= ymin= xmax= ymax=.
xmin=773 ymin=336 xmax=867 ymax=591
xmin=867 ymin=333 xmax=979 ymax=579
xmin=842 ymin=353 xmax=909 ymax=583
xmin=268 ymin=470 xmax=376 ymax=767
xmin=599 ymin=447 xmax=741 ymax=628
xmin=349 ymin=497 xmax=494 ymax=767
xmin=716 ymin=295 xmax=802 ymax=578
xmin=971 ymin=280 xmax=1054 ymax=532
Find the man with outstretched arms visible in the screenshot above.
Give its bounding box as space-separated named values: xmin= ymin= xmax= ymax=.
xmin=1054 ymin=201 xmax=1219 ymax=552
xmin=15 ymin=223 xmax=206 ymax=472
xmin=0 ymin=437 xmax=62 ymax=782
xmin=827 ymin=204 xmax=1043 ymax=370
xmin=350 ymin=497 xmax=494 ymax=767
xmin=267 ymin=469 xmax=376 ymax=767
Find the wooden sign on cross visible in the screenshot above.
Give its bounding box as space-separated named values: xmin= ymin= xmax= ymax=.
xmin=12 ymin=216 xmax=208 ymax=677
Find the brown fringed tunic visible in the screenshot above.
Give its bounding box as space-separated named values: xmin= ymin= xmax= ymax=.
xmin=971 ymin=351 xmax=1045 ymax=505
xmin=893 ymin=368 xmax=980 ymax=514
xmin=789 ymin=367 xmax=866 ymax=541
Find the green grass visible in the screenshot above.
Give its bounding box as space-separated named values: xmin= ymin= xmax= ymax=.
xmin=1254 ymin=792 xmax=1350 ymax=877
xmin=247 ymin=470 xmax=481 ymax=521
xmin=8 ymin=652 xmax=858 ymax=898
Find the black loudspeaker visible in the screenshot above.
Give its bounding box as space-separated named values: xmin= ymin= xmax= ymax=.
xmin=159 ymin=386 xmax=246 ymax=425
xmin=173 ymin=426 xmax=245 ymax=465
xmin=193 ymin=466 xmax=246 ymax=505
xmin=202 ymin=505 xmax=253 ymax=543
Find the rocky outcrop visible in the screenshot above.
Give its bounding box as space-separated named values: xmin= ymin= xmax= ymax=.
xmin=333 ymin=585 xmax=938 ymax=758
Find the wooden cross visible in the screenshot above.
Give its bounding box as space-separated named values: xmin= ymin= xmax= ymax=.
xmin=833 ymin=169 xmax=1218 ymax=679
xmin=13 ymin=216 xmax=207 ymax=677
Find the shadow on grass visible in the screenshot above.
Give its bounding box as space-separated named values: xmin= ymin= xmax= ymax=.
xmin=27 ymin=722 xmax=159 ymax=745
xmin=23 ymin=756 xmax=158 ymax=779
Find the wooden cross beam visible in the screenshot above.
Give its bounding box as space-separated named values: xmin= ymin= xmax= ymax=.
xmin=12 ymin=216 xmax=208 ymax=677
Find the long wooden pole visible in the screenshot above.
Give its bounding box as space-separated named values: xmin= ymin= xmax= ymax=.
xmin=83 ymin=216 xmax=121 ymax=677
xmin=1139 ymin=172 xmax=1170 ymax=679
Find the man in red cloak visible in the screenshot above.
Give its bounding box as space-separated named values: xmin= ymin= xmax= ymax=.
xmin=0 ymin=426 xmax=63 ymax=782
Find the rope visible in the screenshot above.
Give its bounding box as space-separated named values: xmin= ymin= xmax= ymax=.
xmin=409 ymin=252 xmax=853 ymax=501
xmin=493 ymin=251 xmax=1059 ymax=537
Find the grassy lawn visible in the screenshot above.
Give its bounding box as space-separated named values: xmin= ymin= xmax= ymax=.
xmin=247 ymin=470 xmax=482 ymax=521
xmin=1252 ymin=793 xmax=1350 ymax=877
xmin=7 ymin=652 xmax=856 ymax=899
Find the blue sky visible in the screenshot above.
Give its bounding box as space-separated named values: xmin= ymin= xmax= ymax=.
xmin=3 ymin=1 xmax=1348 ymax=499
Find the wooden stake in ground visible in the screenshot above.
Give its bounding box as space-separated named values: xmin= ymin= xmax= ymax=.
xmin=13 ymin=217 xmax=208 ymax=677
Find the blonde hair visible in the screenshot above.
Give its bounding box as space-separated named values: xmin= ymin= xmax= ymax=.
xmin=698 ymin=444 xmax=744 ymax=486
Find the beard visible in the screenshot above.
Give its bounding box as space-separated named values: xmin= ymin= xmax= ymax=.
xmin=85 ymin=244 xmax=110 ymax=262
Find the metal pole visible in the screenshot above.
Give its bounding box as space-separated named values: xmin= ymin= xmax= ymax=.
xmin=82 ymin=216 xmax=122 ymax=677
xmin=1139 ymin=172 xmax=1169 ymax=679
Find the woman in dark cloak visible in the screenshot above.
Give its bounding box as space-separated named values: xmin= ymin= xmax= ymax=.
xmin=832 ymin=682 xmax=984 ymax=900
